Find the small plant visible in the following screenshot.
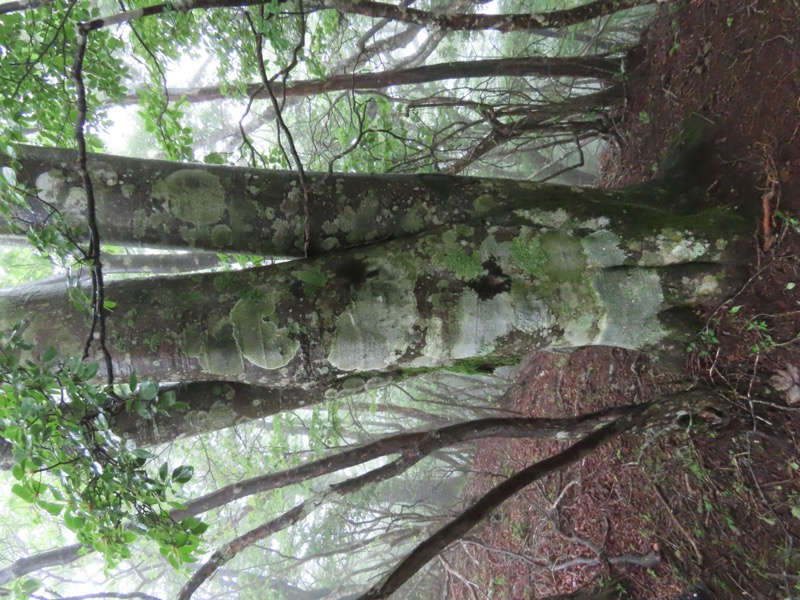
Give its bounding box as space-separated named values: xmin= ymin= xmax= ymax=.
xmin=688 ymin=327 xmax=719 ymax=357
xmin=776 ymin=209 xmax=800 ymax=233
xmin=638 ymin=110 xmax=651 ymax=124
xmin=746 ymin=318 xmax=776 ymax=354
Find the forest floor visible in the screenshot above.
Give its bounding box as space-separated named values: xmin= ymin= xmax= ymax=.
xmin=447 ymin=1 xmax=800 ymax=598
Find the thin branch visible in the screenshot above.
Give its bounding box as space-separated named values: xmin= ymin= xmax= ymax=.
xmin=72 ymin=25 xmax=114 ymax=385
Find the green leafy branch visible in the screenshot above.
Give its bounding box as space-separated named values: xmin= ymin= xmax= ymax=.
xmin=0 ymin=325 xmax=205 ymax=568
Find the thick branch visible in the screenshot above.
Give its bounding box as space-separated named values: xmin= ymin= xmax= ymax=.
xmin=356 ymin=403 xmax=658 ymax=598
xmin=319 ymin=0 xmax=656 ymax=32
xmin=80 ymin=0 xmax=655 ymax=33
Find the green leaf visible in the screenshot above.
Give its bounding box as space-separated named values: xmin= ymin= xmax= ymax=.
xmin=20 ymin=578 xmax=43 ymax=594
xmin=11 ymin=483 xmax=35 ymax=502
xmin=172 ymin=465 xmax=194 ymax=484
xmin=37 ymin=499 xmax=64 ymax=517
xmin=41 ymin=347 xmax=57 ymax=362
xmin=180 ymin=516 xmax=208 ymax=536
xmin=203 ymin=152 xmax=226 ymax=164
xmin=139 ymin=380 xmax=159 ymax=401
xmin=129 ymin=371 xmax=138 ymax=391
xmin=77 ymin=361 xmax=99 ymax=381
xmin=134 ymin=401 xmax=151 ymax=420
xmin=122 ymin=531 xmax=137 ymax=543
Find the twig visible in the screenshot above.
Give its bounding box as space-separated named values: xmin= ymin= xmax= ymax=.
xmin=72 ymin=24 xmax=114 ymax=385
xmin=246 ymin=6 xmax=312 ymax=256
xmin=651 ymin=483 xmax=703 ymax=566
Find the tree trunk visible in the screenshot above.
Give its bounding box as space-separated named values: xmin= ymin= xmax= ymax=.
xmin=115 ymin=56 xmax=622 ymax=107
xmin=1 ymin=148 xmax=748 ymax=395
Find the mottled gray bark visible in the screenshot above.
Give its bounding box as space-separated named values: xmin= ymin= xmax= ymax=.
xmin=3 ymin=144 xmax=644 ymax=257
xmin=1 ymin=195 xmax=747 ymax=393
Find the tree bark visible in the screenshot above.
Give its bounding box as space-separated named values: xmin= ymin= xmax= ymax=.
xmin=1 ymin=147 xmax=749 ymax=390
xmin=115 ymin=56 xmax=623 ymax=107
xmin=317 ymin=0 xmax=655 ymax=33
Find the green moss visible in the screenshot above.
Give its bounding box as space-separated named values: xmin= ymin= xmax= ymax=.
xmin=473 ymin=194 xmax=497 ymax=214
xmin=211 ymin=224 xmax=233 ymax=247
xmin=393 ymin=356 xmax=520 ymax=379
xmin=511 ymin=233 xmax=546 ymax=277
xmin=430 ymin=227 xmax=483 ymax=281
xmin=178 ymin=290 xmax=205 ymax=310
xmin=147 ymin=333 xmax=162 ymax=352
xmin=132 ymin=209 xmax=148 ymax=238
xmin=212 ymin=273 xmax=263 ymax=302
xmin=444 ymin=246 xmax=483 ymax=281
xmin=295 ymin=265 xmax=328 ymax=297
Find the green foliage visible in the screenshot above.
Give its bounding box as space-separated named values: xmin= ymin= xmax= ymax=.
xmin=309 ymin=399 xmax=343 ymax=456
xmin=687 ymin=326 xmax=719 ymax=358
xmin=0 ymin=325 xmax=204 ymax=567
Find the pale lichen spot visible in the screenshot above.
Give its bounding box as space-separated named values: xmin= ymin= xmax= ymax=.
xmin=182 ymin=321 xmax=244 ymax=376
xmin=450 ymin=290 xmax=514 ymax=358
xmin=654 ymin=231 xmax=710 ymax=264
xmin=579 ymin=216 xmax=611 ymax=230
xmin=687 ymin=274 xmax=721 ymax=296
xmin=592 ymin=269 xmax=665 ymax=348
xmin=513 ymin=208 xmax=569 ymax=228
xmin=88 ymin=162 xmax=118 ymax=186
xmin=152 ymin=169 xmax=226 ymax=227
xmin=230 ymin=299 xmax=299 ymax=370
xmin=341 ymin=377 xmax=366 ymax=392
xmin=328 ymin=258 xmax=417 ymax=371
xmin=582 ymin=230 xmax=626 ymax=268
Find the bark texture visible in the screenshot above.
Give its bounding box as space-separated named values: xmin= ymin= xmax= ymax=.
xmin=118 ymin=56 xmax=623 ymax=106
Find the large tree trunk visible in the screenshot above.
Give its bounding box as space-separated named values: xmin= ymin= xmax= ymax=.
xmin=0 ymin=144 xmax=679 ymax=257
xmin=1 ymin=148 xmax=748 ymax=398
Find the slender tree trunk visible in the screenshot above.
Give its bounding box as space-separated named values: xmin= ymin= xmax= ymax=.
xmin=116 ymin=56 xmax=623 ymax=107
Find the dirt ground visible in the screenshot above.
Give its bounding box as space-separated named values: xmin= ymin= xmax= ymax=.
xmin=445 ymin=1 xmax=800 ymax=598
